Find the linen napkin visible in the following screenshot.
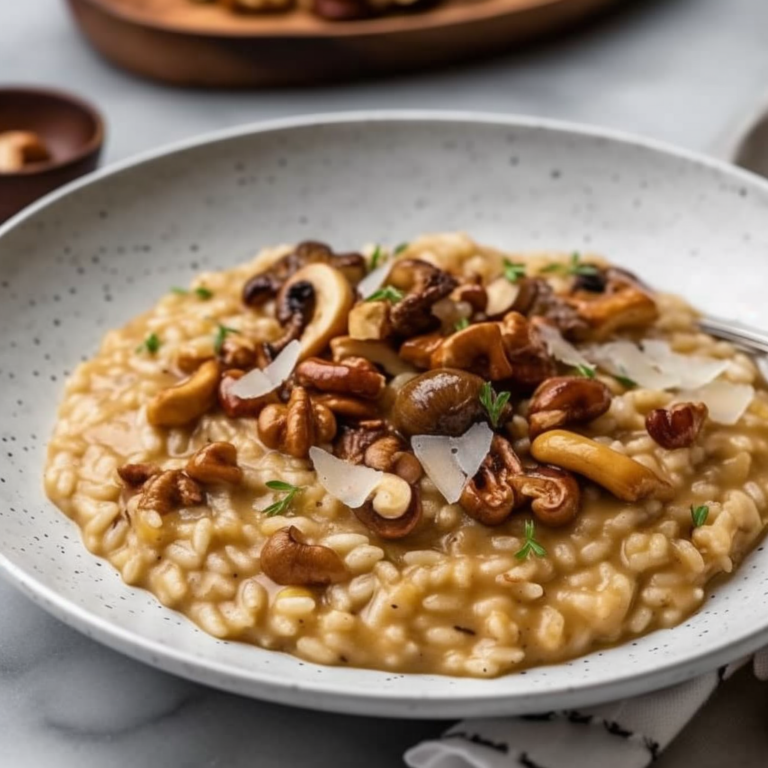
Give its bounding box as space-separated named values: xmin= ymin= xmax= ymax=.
xmin=405 ymin=652 xmax=768 ymax=768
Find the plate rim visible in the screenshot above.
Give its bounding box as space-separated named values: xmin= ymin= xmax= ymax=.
xmin=3 ymin=110 xmax=768 ymax=718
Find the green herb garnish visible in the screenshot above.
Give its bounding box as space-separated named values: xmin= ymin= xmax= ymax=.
xmin=503 ymin=259 xmax=527 ymax=283
xmin=370 ymin=245 xmax=384 ymax=270
xmin=479 ymin=381 xmax=511 ymax=428
xmin=172 ymin=286 xmax=214 ymax=300
xmin=454 ymin=318 xmax=470 ymax=332
xmin=136 ymin=332 xmax=161 ymax=355
xmin=264 ymin=480 xmax=303 ymax=517
xmin=515 ymin=520 xmax=547 ymax=559
xmin=691 ymin=504 xmax=709 ymax=528
xmin=541 ymin=252 xmax=600 ymax=277
xmin=366 ymin=286 xmax=405 ymax=304
xmin=393 ymin=242 xmax=409 ymax=254
xmin=575 ymin=363 xmax=596 ymax=379
xmin=213 ymin=323 xmax=241 ymax=354
xmin=614 ymin=368 xmax=637 ymax=389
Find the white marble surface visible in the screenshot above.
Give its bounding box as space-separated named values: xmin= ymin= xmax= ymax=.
xmin=2 ymin=0 xmax=768 ymax=765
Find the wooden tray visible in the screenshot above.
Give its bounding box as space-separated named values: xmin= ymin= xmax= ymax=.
xmin=66 ymin=0 xmax=618 ymax=87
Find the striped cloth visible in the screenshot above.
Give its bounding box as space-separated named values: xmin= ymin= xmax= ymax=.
xmin=405 ymin=653 xmax=768 ymax=768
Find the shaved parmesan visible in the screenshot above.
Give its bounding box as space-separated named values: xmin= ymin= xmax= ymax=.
xmin=309 ymin=447 xmax=383 ymax=509
xmin=229 ymin=340 xmax=300 ymax=399
xmin=677 ymin=381 xmax=754 ymax=425
xmin=536 ymin=323 xmax=592 ymax=370
xmin=453 ymin=422 xmax=494 ymax=478
xmin=412 ymin=422 xmax=493 ymax=504
xmin=591 ymin=341 xmax=679 ymax=390
xmin=642 ymin=340 xmax=729 ymax=390
xmin=357 ymin=263 xmax=392 ymax=299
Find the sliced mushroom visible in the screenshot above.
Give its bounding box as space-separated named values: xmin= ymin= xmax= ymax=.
xmin=386 ymin=259 xmax=458 ymax=337
xmin=260 ymin=526 xmax=347 ymax=586
xmin=355 ymin=483 xmax=422 ymax=540
xmin=460 ymin=435 xmax=523 ymax=525
xmin=530 ymin=429 xmax=672 ymax=502
xmin=528 ymin=376 xmax=613 ymax=437
xmin=277 ymin=263 xmax=354 ymax=359
xmin=269 ymin=279 xmax=316 ymax=356
xmin=509 ymin=466 xmax=580 ymax=527
xmin=331 ymin=336 xmax=416 ymax=377
xmin=242 ymin=241 xmax=365 ymax=308
xmin=146 ymin=359 xmax=221 ymax=428
xmin=646 ymin=401 xmax=708 ymax=449
xmin=392 ymin=369 xmax=486 ymax=437
xmin=485 ymin=276 xmax=520 ymax=318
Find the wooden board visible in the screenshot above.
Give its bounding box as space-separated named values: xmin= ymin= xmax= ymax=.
xmin=67 ymin=0 xmax=618 ymax=87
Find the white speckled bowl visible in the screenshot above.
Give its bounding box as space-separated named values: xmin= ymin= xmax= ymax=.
xmin=1 ymin=113 xmax=767 ymax=719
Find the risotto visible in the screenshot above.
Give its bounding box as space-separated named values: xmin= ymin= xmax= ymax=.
xmin=44 ymin=233 xmax=768 ymax=677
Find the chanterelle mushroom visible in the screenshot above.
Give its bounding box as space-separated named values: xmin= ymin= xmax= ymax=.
xmin=260 ymin=526 xmax=347 ymax=586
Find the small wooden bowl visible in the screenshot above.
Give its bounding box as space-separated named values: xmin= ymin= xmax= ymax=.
xmin=0 ymin=88 xmax=104 ymax=223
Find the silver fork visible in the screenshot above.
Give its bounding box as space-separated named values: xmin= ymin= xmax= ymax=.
xmin=700 ymin=315 xmax=768 ymax=379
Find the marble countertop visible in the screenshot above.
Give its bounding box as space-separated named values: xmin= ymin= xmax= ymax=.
xmin=3 ymin=0 xmax=768 ymax=765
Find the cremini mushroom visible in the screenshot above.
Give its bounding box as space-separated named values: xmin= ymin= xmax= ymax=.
xmin=137 ymin=470 xmax=204 ymax=514
xmin=218 ymin=369 xmax=279 ymax=418
xmin=430 ymin=323 xmax=514 ymax=381
xmin=484 ymin=276 xmax=520 ymax=318
xmin=185 ymin=442 xmax=243 ymax=485
xmin=530 ymin=429 xmax=672 ymax=502
xmin=386 ymin=259 xmax=458 ymax=337
xmin=258 ymin=386 xmax=337 ymax=458
xmin=242 ymin=241 xmax=366 ymax=308
xmin=331 ymin=336 xmax=416 ymax=377
xmin=295 ymin=357 xmax=385 ymax=399
xmin=509 ymin=466 xmax=581 ymax=527
xmin=511 ymin=277 xmax=589 ymax=340
xmin=274 ymin=263 xmax=353 ymax=360
xmin=392 ymin=368 xmax=486 ymax=437
xmin=146 ymin=359 xmax=221 ymax=428
xmin=269 ymin=279 xmax=316 ymax=356
xmin=646 ymin=401 xmax=709 ymax=450
xmin=527 ymin=376 xmax=613 ymax=437
xmin=355 ymin=482 xmax=422 ymax=540
xmin=260 ymin=526 xmax=347 ymax=586
xmin=460 ymin=435 xmax=523 ymax=525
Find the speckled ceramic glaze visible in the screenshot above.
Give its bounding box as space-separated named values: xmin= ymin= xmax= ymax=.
xmin=1 ymin=113 xmax=767 ymax=718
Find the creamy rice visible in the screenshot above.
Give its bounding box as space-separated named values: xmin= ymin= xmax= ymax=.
xmin=44 ymin=233 xmax=768 ymax=677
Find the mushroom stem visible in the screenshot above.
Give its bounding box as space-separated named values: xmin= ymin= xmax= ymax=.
xmin=530 ymin=430 xmax=671 ymax=502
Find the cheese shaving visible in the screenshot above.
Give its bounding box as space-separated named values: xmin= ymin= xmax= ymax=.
xmin=309 ymin=447 xmax=383 ymax=509
xmin=536 ymin=323 xmax=592 ymax=370
xmin=677 ymin=381 xmax=754 ymax=425
xmin=412 ymin=422 xmax=493 ymax=504
xmin=641 ymin=340 xmax=729 ymax=390
xmin=229 ymin=340 xmax=300 ymax=399
xmin=357 ymin=263 xmax=392 ymax=299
